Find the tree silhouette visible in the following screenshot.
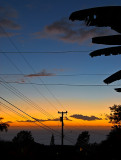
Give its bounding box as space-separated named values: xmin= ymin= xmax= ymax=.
xmin=12 ymin=130 xmax=34 ymax=144
xmin=0 ymin=117 xmax=9 ymax=132
xmin=69 ymin=6 xmax=121 ymax=92
xmin=105 ymin=105 xmax=121 ymax=149
xmin=76 ymin=131 xmax=90 ymax=147
xmin=50 ymin=134 xmax=55 ymax=146
xmin=108 ymin=104 xmax=121 ymax=127
xmin=107 ymin=125 xmax=121 ymax=141
xmin=102 ymin=106 xmax=121 ymax=159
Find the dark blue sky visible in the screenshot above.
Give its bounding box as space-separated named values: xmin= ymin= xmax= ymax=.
xmin=0 ymin=0 xmax=121 ymax=127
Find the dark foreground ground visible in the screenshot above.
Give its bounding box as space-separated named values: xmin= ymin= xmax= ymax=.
xmin=0 ymin=139 xmax=120 ymax=160
xmin=0 ymin=141 xmax=83 ymax=160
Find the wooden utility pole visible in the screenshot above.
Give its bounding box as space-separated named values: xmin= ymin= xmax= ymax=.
xmin=58 ymin=111 xmax=68 ymax=146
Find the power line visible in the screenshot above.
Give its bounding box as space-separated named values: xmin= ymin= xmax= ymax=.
xmin=0 ymin=73 xmax=111 ymax=76
xmin=0 ymin=52 xmax=75 ymax=144
xmin=0 ymin=101 xmax=58 ymax=130
xmin=0 ymin=101 xmax=31 ymax=121
xmin=0 ymin=25 xmax=111 ymax=125
xmin=0 ymin=26 xmax=66 ymax=111
xmin=0 ymin=31 xmax=106 ymax=149
xmin=0 ymin=102 xmax=19 ymax=120
xmin=0 ymin=97 xmax=77 ymax=145
xmin=0 ymin=97 xmax=60 ymax=134
xmin=0 ymin=78 xmax=109 ymax=147
xmin=1 ymin=81 xmax=120 ymax=87
xmin=0 ymin=100 xmax=59 ymax=135
xmin=0 ymin=97 xmax=92 ymax=148
xmin=0 ymin=79 xmax=76 ymax=144
xmin=0 ymin=50 xmax=93 ymax=54
xmin=0 ymin=26 xmax=110 ymax=148
xmin=20 ymin=55 xmax=66 ymax=110
xmin=0 ymin=97 xmax=96 ymax=148
xmin=1 ymin=51 xmax=58 ymax=112
xmin=0 ymin=77 xmax=56 ymax=120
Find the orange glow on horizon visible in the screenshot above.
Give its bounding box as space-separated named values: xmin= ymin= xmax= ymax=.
xmin=5 ymin=118 xmax=112 ymax=129
xmin=0 ymin=98 xmax=114 ymax=129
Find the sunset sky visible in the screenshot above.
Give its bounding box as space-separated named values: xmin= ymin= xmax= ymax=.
xmin=1 ymin=0 xmax=121 ymax=131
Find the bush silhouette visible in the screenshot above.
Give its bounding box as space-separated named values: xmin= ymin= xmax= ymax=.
xmin=76 ymin=131 xmax=90 ymax=147
xmin=12 ymin=130 xmax=34 ymax=145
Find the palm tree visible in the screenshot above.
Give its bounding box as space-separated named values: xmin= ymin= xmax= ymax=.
xmin=0 ymin=117 xmax=9 ymax=132
xmin=69 ymin=6 xmax=121 ymax=92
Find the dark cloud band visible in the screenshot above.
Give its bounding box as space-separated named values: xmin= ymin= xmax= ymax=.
xmin=70 ymin=114 xmax=102 ymax=121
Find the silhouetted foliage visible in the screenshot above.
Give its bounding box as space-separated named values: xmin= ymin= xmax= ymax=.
xmin=69 ymin=6 xmax=121 ymax=92
xmin=90 ymin=46 xmax=121 ymax=57
xmin=107 ymin=125 xmax=121 ymax=141
xmin=12 ymin=130 xmax=34 ymax=145
xmin=115 ymin=88 xmax=121 ymax=92
xmin=104 ymin=70 xmax=121 ymax=84
xmin=92 ymin=35 xmax=121 ymax=45
xmin=76 ymin=131 xmax=90 ymax=147
xmin=69 ymin=6 xmax=121 ymax=33
xmin=94 ymin=106 xmax=121 ymax=160
xmin=96 ymin=125 xmax=121 ymax=160
xmin=108 ymin=104 xmax=121 ymax=125
xmin=0 ymin=117 xmax=9 ymax=132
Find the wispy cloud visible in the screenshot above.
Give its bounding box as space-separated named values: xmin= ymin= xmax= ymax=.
xmin=70 ymin=114 xmax=102 ymax=121
xmin=17 ymin=117 xmax=72 ymax=123
xmin=32 ymin=18 xmax=115 ymax=44
xmin=0 ymin=19 xmax=21 ymax=30
xmin=33 ymin=117 xmax=72 ymax=122
xmin=24 ymin=69 xmax=55 ymax=78
xmin=0 ymin=69 xmax=58 ymax=83
xmin=17 ymin=120 xmax=36 ymax=123
xmin=0 ymin=6 xmax=21 ymax=37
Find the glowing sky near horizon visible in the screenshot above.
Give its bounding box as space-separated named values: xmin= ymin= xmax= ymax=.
xmin=0 ymin=0 xmax=121 ymax=129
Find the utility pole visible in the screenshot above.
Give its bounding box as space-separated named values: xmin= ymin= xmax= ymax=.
xmin=58 ymin=111 xmax=68 ymax=146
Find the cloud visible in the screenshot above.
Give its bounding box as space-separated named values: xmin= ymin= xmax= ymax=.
xmin=0 ymin=6 xmax=21 ymax=37
xmin=24 ymin=69 xmax=55 ymax=78
xmin=17 ymin=119 xmax=48 ymax=123
xmin=17 ymin=120 xmax=36 ymax=123
xmin=70 ymin=114 xmax=102 ymax=121
xmin=32 ymin=18 xmax=116 ymax=44
xmin=33 ymin=117 xmax=71 ymax=122
xmin=18 ymin=117 xmax=72 ymax=123
xmin=0 ymin=19 xmax=21 ymax=30
xmin=0 ymin=69 xmax=57 ymax=84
